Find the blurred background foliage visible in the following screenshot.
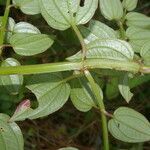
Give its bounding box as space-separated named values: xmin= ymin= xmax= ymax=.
xmin=0 ymin=0 xmax=150 ymax=149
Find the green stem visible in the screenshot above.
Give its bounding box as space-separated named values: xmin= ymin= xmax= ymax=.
xmin=118 ymin=9 xmax=126 ymax=40
xmin=0 ymin=61 xmax=82 ymax=75
xmin=85 ymin=59 xmax=140 ymax=73
xmin=118 ymin=21 xmax=126 ymax=40
xmin=71 ymin=24 xmax=87 ymax=61
xmin=101 ymin=112 xmax=109 ymax=150
xmin=0 ymin=0 xmax=11 ymax=55
xmin=84 ymin=70 xmax=109 ymax=150
xmin=0 ymin=59 xmax=147 ymax=75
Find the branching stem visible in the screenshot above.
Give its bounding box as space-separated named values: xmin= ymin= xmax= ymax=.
xmin=84 ymin=70 xmax=109 ymax=150
xmin=0 ymin=59 xmax=149 ymax=75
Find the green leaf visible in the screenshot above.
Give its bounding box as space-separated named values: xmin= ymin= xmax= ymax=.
xmin=0 ymin=58 xmax=23 ymax=95
xmin=10 ymin=33 xmax=53 ymax=56
xmin=93 ymin=69 xmax=124 ymax=77
xmin=10 ymin=74 xmax=70 ymax=121
xmin=129 ymin=75 xmax=150 ymax=89
xmin=70 ymin=77 xmax=97 ymax=112
xmin=99 ymin=0 xmax=123 ymax=20
xmin=126 ymin=12 xmax=150 ymax=29
xmin=0 ymin=17 xmax=15 ymax=42
xmin=140 ymin=41 xmax=150 ymax=66
xmin=106 ymin=78 xmax=119 ymax=100
xmin=26 ymin=73 xmax=70 ymax=119
xmin=0 ymin=114 xmax=24 ymax=150
xmin=67 ymin=39 xmax=134 ymax=61
xmin=122 ymin=0 xmax=138 ymax=11
xmin=126 ymin=27 xmax=150 ymax=53
xmin=80 ymin=20 xmax=117 ymax=44
xmin=118 ymin=73 xmax=133 ymax=103
xmin=39 ymin=0 xmax=98 ymax=30
xmin=13 ymin=0 xmax=40 ymax=15
xmin=108 ymin=107 xmax=150 ymax=143
xmin=14 ymin=22 xmax=41 ymax=34
xmin=58 ymin=147 xmax=78 ymax=150
xmin=6 ymin=18 xmax=16 ymax=42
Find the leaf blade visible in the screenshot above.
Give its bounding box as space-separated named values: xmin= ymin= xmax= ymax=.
xmin=126 ymin=12 xmax=150 ymax=29
xmin=14 ymin=22 xmax=41 ymax=34
xmin=126 ymin=27 xmax=150 ymax=53
xmin=70 ymin=77 xmax=97 ymax=112
xmin=26 ymin=73 xmax=70 ymax=119
xmin=39 ymin=0 xmax=98 ymax=30
xmin=108 ymin=107 xmax=150 ymax=143
xmin=67 ymin=39 xmax=134 ymax=61
xmin=13 ymin=0 xmax=40 ymax=15
xmin=0 ymin=58 xmax=23 ymax=95
xmin=122 ymin=0 xmax=138 ymax=11
xmin=80 ymin=20 xmax=117 ymax=44
xmin=140 ymin=41 xmax=150 ymax=66
xmin=99 ymin=0 xmax=123 ymax=20
xmin=0 ymin=114 xmax=24 ymax=150
xmin=118 ymin=73 xmax=133 ymax=103
xmin=10 ymin=33 xmax=53 ymax=56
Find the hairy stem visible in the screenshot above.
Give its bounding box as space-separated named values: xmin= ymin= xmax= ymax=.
xmin=0 ymin=59 xmax=147 ymax=75
xmin=84 ymin=70 xmax=109 ymax=150
xmin=0 ymin=0 xmax=11 ymax=55
xmin=118 ymin=21 xmax=126 ymax=40
xmin=0 ymin=59 xmax=143 ymax=75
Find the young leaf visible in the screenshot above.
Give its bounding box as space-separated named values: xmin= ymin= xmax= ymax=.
xmin=108 ymin=107 xmax=150 ymax=143
xmin=14 ymin=22 xmax=41 ymax=34
xmin=0 ymin=58 xmax=23 ymax=95
xmin=10 ymin=33 xmax=53 ymax=56
xmin=26 ymin=73 xmax=70 ymax=119
xmin=0 ymin=114 xmax=24 ymax=150
xmin=67 ymin=39 xmax=134 ymax=61
xmin=126 ymin=12 xmax=150 ymax=29
xmin=80 ymin=20 xmax=117 ymax=44
xmin=39 ymin=0 xmax=98 ymax=30
xmin=10 ymin=99 xmax=33 ymax=122
xmin=70 ymin=77 xmax=97 ymax=112
xmin=118 ymin=73 xmax=133 ymax=103
xmin=140 ymin=42 xmax=150 ymax=66
xmin=126 ymin=27 xmax=150 ymax=53
xmin=13 ymin=0 xmax=40 ymax=15
xmin=122 ymin=0 xmax=138 ymax=11
xmin=99 ymin=0 xmax=123 ymax=20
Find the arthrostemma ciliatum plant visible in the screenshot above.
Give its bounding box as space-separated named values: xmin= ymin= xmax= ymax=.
xmin=0 ymin=0 xmax=150 ymax=149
